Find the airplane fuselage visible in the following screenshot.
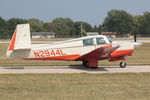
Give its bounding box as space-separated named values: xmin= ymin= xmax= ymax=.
xmin=6 ymin=24 xmax=141 ymax=68
xmin=7 ymin=35 xmax=134 ymax=61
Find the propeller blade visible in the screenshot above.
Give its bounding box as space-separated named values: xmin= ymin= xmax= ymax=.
xmin=134 ymin=33 xmax=136 ymax=42
xmin=133 ymin=42 xmax=142 ymax=48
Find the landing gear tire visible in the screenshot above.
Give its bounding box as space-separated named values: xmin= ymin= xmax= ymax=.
xmin=82 ymin=61 xmax=98 ymax=69
xmin=82 ymin=61 xmax=88 ymax=68
xmin=120 ymin=61 xmax=126 ymax=68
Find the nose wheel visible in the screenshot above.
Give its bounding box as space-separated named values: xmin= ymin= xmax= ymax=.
xmin=120 ymin=60 xmax=126 ymax=68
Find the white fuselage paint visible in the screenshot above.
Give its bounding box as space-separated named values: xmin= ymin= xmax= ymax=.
xmin=7 ymin=35 xmax=135 ymax=59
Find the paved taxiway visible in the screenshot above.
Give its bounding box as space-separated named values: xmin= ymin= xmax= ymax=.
xmin=0 ymin=66 xmax=150 ymax=74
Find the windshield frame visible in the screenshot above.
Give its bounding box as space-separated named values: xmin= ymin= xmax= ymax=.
xmin=106 ymin=36 xmax=112 ymax=43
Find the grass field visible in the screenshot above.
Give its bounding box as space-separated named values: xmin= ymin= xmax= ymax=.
xmin=0 ymin=73 xmax=150 ymax=100
xmin=0 ymin=40 xmax=150 ymax=100
xmin=0 ymin=37 xmax=150 ymax=42
xmin=0 ymin=38 xmax=70 ymax=42
xmin=0 ymin=42 xmax=150 ymax=66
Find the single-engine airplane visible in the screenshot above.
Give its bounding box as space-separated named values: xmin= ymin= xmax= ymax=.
xmin=6 ymin=24 xmax=142 ymax=68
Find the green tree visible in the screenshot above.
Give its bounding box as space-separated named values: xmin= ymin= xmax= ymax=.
xmin=0 ymin=17 xmax=9 ymax=38
xmin=28 ymin=18 xmax=45 ymax=32
xmin=7 ymin=18 xmax=27 ymax=37
xmin=132 ymin=15 xmax=144 ymax=35
xmin=98 ymin=25 xmax=102 ymax=34
xmin=138 ymin=12 xmax=150 ymax=36
xmin=93 ymin=25 xmax=98 ymax=32
xmin=103 ymin=9 xmax=134 ymax=35
xmin=73 ymin=21 xmax=93 ymax=36
xmin=43 ymin=22 xmax=56 ymax=32
xmin=49 ymin=18 xmax=74 ymax=37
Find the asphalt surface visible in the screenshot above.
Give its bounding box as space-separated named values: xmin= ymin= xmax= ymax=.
xmin=0 ymin=66 xmax=150 ymax=74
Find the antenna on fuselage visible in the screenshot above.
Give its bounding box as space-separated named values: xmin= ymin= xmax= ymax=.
xmin=80 ymin=23 xmax=86 ymax=36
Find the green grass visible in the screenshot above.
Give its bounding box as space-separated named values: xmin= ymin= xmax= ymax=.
xmin=0 ymin=43 xmax=150 ymax=66
xmin=111 ymin=37 xmax=150 ymax=40
xmin=32 ymin=37 xmax=150 ymax=41
xmin=0 ymin=40 xmax=150 ymax=100
xmin=0 ymin=73 xmax=150 ymax=100
xmin=1 ymin=37 xmax=150 ymax=42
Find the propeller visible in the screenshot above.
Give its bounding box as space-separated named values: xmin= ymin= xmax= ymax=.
xmin=134 ymin=32 xmax=136 ymax=42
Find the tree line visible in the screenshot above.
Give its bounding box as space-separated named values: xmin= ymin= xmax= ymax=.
xmin=0 ymin=9 xmax=150 ymax=38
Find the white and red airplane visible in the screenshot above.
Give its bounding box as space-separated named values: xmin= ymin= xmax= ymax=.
xmin=6 ymin=24 xmax=142 ymax=68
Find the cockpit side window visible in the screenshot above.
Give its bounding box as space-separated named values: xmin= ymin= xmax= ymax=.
xmin=96 ymin=37 xmax=106 ymax=45
xmin=83 ymin=38 xmax=93 ymax=46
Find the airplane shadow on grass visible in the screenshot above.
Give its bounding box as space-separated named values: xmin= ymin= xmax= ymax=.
xmin=3 ymin=67 xmax=25 ymax=69
xmin=69 ymin=65 xmax=119 ymax=72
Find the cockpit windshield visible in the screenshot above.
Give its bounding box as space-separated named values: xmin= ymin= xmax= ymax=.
xmin=96 ymin=37 xmax=106 ymax=45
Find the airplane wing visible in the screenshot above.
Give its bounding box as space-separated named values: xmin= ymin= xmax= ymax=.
xmin=75 ymin=45 xmax=119 ymax=61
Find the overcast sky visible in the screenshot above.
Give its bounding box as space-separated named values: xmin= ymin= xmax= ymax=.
xmin=0 ymin=0 xmax=149 ymax=26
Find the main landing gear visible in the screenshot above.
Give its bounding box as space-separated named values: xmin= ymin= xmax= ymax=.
xmin=120 ymin=59 xmax=126 ymax=68
xmin=82 ymin=61 xmax=98 ymax=69
xmin=82 ymin=61 xmax=88 ymax=68
xmin=82 ymin=59 xmax=127 ymax=69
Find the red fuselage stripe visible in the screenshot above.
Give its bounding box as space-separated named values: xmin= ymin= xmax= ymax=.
xmin=25 ymin=54 xmax=80 ymax=61
xmin=110 ymin=49 xmax=133 ymax=58
xmin=25 ymin=49 xmax=133 ymax=61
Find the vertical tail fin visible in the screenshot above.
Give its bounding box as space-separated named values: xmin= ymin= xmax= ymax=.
xmin=8 ymin=24 xmax=31 ymax=51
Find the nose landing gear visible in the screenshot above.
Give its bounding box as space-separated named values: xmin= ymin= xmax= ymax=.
xmin=120 ymin=59 xmax=126 ymax=68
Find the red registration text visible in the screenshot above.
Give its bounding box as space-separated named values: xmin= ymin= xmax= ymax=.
xmin=34 ymin=49 xmax=66 ymax=58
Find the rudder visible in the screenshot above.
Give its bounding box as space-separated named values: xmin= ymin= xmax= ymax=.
xmin=8 ymin=24 xmax=31 ymax=51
